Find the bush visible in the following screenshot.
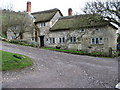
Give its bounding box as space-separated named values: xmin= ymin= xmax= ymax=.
xmin=1 ymin=34 xmax=7 ymax=38
xmin=56 ymin=46 xmax=61 ymax=49
xmin=9 ymin=39 xmax=39 ymax=47
xmin=43 ymin=47 xmax=116 ymax=58
xmin=89 ymin=51 xmax=109 ymax=57
xmin=27 ymin=41 xmax=39 ymax=47
xmin=9 ymin=40 xmax=20 ymax=44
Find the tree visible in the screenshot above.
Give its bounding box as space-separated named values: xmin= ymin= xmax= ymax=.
xmin=83 ymin=0 xmax=120 ymax=27
xmin=1 ymin=2 xmax=35 ymax=40
xmin=8 ymin=13 xmax=35 ymax=39
xmin=1 ymin=2 xmax=14 ymax=36
xmin=2 ymin=10 xmax=12 ymax=36
xmin=0 ymin=9 xmax=2 ymax=36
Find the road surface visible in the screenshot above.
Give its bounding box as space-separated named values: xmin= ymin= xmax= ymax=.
xmin=1 ymin=42 xmax=118 ymax=88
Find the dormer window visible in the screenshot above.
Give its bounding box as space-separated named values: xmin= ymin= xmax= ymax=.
xmin=80 ymin=29 xmax=85 ymax=32
xmin=96 ymin=28 xmax=100 ymax=32
xmin=40 ymin=22 xmax=46 ymax=27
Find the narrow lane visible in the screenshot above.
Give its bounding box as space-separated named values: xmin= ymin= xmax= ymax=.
xmin=1 ymin=42 xmax=118 ymax=88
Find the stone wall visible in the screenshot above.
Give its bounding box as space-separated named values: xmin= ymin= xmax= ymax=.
xmin=23 ymin=32 xmax=33 ymax=41
xmin=46 ymin=25 xmax=117 ymax=53
xmin=7 ymin=31 xmax=17 ymax=40
xmin=36 ymin=11 xmax=62 ymax=46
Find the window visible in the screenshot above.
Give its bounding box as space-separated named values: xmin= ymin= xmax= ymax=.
xmin=96 ymin=28 xmax=98 ymax=31
xmin=46 ymin=38 xmax=49 ymax=41
xmin=70 ymin=37 xmax=76 ymax=43
xmin=99 ymin=38 xmax=103 ymax=44
xmin=50 ymin=22 xmax=52 ymax=27
xmin=91 ymin=37 xmax=103 ymax=44
xmin=59 ymin=37 xmax=65 ymax=43
xmin=92 ymin=38 xmax=95 ymax=44
xmin=50 ymin=38 xmax=55 ymax=44
xmin=59 ymin=38 xmax=61 ymax=43
xmin=12 ymin=36 xmax=16 ymax=39
xmin=40 ymin=22 xmax=46 ymax=27
xmin=96 ymin=38 xmax=99 ymax=44
xmin=96 ymin=28 xmax=100 ymax=32
xmin=31 ymin=37 xmax=34 ymax=41
xmin=80 ymin=29 xmax=85 ymax=32
xmin=63 ymin=37 xmax=65 ymax=42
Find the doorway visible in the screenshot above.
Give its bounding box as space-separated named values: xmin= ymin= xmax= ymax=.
xmin=39 ymin=36 xmax=44 ymax=47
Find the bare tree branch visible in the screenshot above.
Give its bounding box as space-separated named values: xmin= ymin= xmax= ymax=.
xmin=83 ymin=0 xmax=120 ymax=27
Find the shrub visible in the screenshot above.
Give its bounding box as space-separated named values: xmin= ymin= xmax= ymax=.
xmin=27 ymin=41 xmax=39 ymax=47
xmin=9 ymin=39 xmax=39 ymax=47
xmin=1 ymin=34 xmax=7 ymax=38
xmin=43 ymin=47 xmax=116 ymax=58
xmin=9 ymin=40 xmax=20 ymax=44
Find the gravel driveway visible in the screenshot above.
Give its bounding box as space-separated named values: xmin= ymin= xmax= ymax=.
xmin=1 ymin=42 xmax=118 ymax=88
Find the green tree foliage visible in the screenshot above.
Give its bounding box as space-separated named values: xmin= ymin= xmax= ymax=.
xmin=2 ymin=10 xmax=35 ymax=39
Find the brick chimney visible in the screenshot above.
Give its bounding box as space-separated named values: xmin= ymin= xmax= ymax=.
xmin=68 ymin=8 xmax=72 ymax=16
xmin=26 ymin=1 xmax=31 ymax=14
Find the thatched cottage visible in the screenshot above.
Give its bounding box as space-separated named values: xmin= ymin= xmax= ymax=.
xmin=4 ymin=1 xmax=118 ymax=54
xmin=32 ymin=8 xmax=117 ymax=54
xmin=49 ymin=14 xmax=117 ymax=53
xmin=31 ymin=8 xmax=63 ymax=46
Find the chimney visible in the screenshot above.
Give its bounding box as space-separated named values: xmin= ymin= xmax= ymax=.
xmin=26 ymin=1 xmax=31 ymax=14
xmin=68 ymin=8 xmax=72 ymax=16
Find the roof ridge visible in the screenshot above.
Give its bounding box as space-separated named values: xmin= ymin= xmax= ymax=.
xmin=50 ymin=14 xmax=113 ymax=31
xmin=59 ymin=14 xmax=97 ymax=20
xmin=31 ymin=8 xmax=59 ymax=14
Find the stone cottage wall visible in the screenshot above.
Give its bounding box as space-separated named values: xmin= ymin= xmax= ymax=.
xmin=47 ymin=25 xmax=117 ymax=54
xmin=36 ymin=11 xmax=62 ymax=46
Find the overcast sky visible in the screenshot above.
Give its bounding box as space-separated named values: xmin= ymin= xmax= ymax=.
xmin=1 ymin=0 xmax=107 ymax=16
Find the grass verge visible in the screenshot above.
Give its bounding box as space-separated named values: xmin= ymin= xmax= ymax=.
xmin=2 ymin=40 xmax=118 ymax=58
xmin=43 ymin=47 xmax=118 ymax=58
xmin=6 ymin=40 xmax=39 ymax=47
xmin=0 ymin=50 xmax=33 ymax=71
xmin=43 ymin=47 xmax=87 ymax=54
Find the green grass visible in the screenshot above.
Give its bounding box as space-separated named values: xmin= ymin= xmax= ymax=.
xmin=43 ymin=47 xmax=118 ymax=58
xmin=6 ymin=40 xmax=39 ymax=47
xmin=0 ymin=50 xmax=33 ymax=71
xmin=43 ymin=47 xmax=87 ymax=54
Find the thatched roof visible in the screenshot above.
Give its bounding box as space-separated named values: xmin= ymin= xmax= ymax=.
xmin=50 ymin=14 xmax=117 ymax=31
xmin=31 ymin=8 xmax=63 ymax=23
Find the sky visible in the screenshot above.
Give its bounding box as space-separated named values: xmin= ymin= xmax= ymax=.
xmin=0 ymin=0 xmax=98 ymax=16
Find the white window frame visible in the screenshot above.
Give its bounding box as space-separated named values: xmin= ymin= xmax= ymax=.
xmin=12 ymin=36 xmax=16 ymax=39
xmin=96 ymin=28 xmax=100 ymax=32
xmin=50 ymin=37 xmax=55 ymax=44
xmin=79 ymin=29 xmax=85 ymax=33
xmin=59 ymin=37 xmax=65 ymax=43
xmin=70 ymin=37 xmax=76 ymax=43
xmin=40 ymin=22 xmax=46 ymax=27
xmin=50 ymin=22 xmax=52 ymax=27
xmin=31 ymin=37 xmax=34 ymax=41
xmin=91 ymin=37 xmax=103 ymax=44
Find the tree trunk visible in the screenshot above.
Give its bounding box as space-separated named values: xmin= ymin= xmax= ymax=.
xmin=20 ymin=33 xmax=23 ymax=39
